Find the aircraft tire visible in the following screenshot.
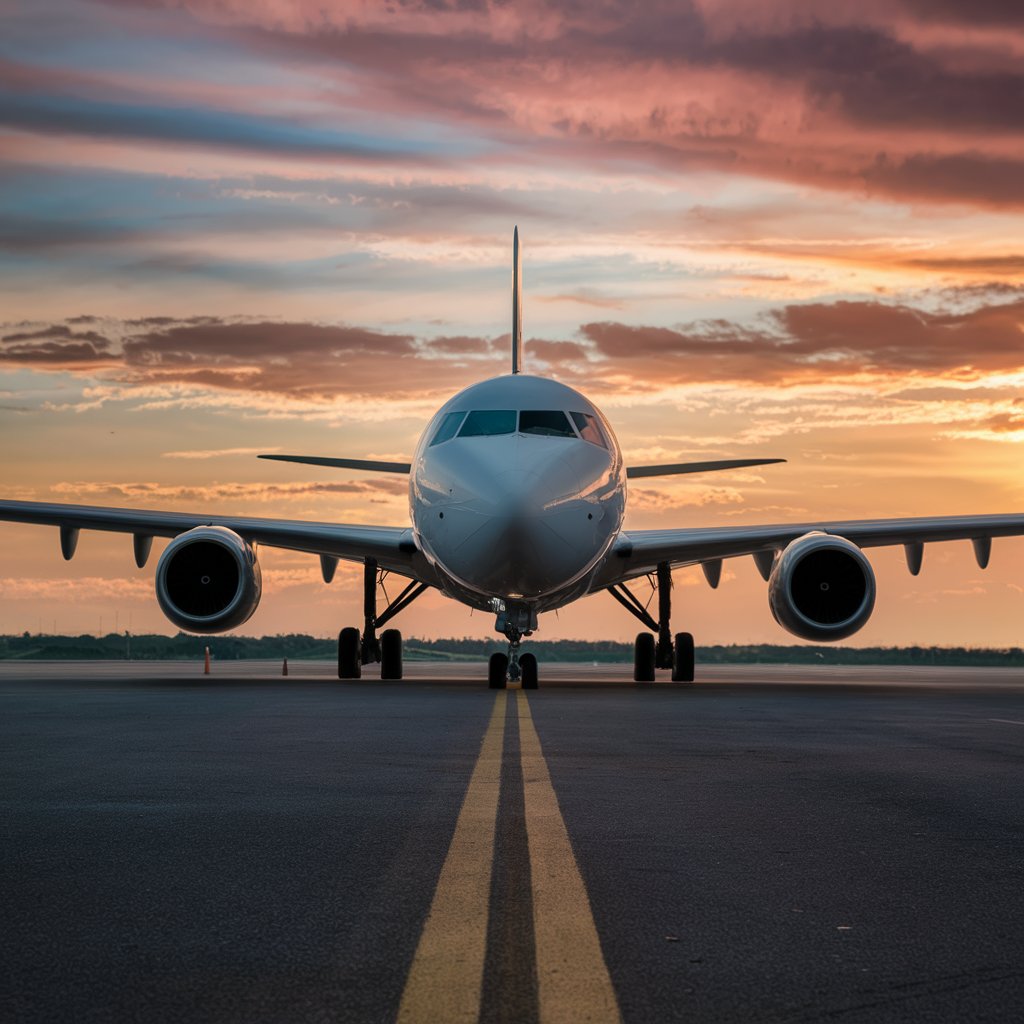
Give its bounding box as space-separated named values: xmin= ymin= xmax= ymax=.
xmin=672 ymin=631 xmax=695 ymax=683
xmin=634 ymin=632 xmax=656 ymax=682
xmin=381 ymin=628 xmax=403 ymax=680
xmin=488 ymin=652 xmax=508 ymax=689
xmin=520 ymin=653 xmax=539 ymax=689
xmin=338 ymin=627 xmax=362 ymax=679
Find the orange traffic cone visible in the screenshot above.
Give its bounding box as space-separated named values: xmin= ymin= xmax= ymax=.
xmin=282 ymin=657 xmax=289 ymax=677
xmin=203 ymin=646 xmax=210 ymax=674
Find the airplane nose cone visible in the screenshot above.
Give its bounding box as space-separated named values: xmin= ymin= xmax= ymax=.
xmin=415 ymin=434 xmax=620 ymax=600
xmin=440 ymin=459 xmax=596 ymax=598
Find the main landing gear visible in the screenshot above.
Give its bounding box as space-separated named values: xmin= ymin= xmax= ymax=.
xmin=607 ymin=561 xmax=695 ymax=684
xmin=489 ymin=601 xmax=539 ymax=689
xmin=337 ymin=559 xmax=428 ymax=680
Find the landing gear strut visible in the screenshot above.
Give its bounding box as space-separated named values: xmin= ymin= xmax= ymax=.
xmin=337 ymin=559 xmax=429 ymax=679
xmin=607 ymin=561 xmax=695 ymax=684
xmin=489 ymin=601 xmax=539 ymax=689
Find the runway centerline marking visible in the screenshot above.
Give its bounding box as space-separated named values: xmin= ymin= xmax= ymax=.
xmin=517 ymin=690 xmax=621 ymax=1024
xmin=397 ymin=691 xmax=507 ymax=1024
xmin=989 ymin=718 xmax=1024 ymax=726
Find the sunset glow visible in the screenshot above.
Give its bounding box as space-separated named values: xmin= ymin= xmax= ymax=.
xmin=2 ymin=0 xmax=1023 ymax=644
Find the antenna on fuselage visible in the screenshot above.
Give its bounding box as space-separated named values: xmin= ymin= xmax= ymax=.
xmin=512 ymin=226 xmax=522 ymax=374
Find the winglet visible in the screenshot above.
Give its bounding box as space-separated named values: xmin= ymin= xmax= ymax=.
xmin=512 ymin=226 xmax=522 ymax=374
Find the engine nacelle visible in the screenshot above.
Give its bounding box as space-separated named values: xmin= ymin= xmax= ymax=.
xmin=767 ymin=532 xmax=875 ymax=641
xmin=155 ymin=526 xmax=261 ymax=634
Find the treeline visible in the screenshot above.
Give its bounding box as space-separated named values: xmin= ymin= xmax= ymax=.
xmin=1 ymin=632 xmax=1023 ymax=666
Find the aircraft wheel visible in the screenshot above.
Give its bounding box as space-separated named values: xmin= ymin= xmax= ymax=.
xmin=520 ymin=653 xmax=539 ymax=690
xmin=672 ymin=631 xmax=695 ymax=683
xmin=338 ymin=627 xmax=362 ymax=679
xmin=381 ymin=628 xmax=403 ymax=680
xmin=488 ymin=652 xmax=509 ymax=689
xmin=633 ymin=632 xmax=656 ymax=683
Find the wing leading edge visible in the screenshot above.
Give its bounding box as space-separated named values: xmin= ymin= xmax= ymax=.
xmin=626 ymin=458 xmax=785 ymax=479
xmin=258 ymin=455 xmax=411 ymax=473
xmin=0 ymin=500 xmax=437 ymax=584
xmin=597 ymin=513 xmax=1024 ymax=588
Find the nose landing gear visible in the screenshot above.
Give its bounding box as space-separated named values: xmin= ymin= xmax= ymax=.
xmin=609 ymin=561 xmax=696 ymax=684
xmin=489 ymin=600 xmax=540 ymax=688
xmin=488 ymin=632 xmax=539 ymax=689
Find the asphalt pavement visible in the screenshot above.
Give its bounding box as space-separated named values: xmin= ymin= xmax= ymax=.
xmin=3 ymin=663 xmax=1024 ymax=1022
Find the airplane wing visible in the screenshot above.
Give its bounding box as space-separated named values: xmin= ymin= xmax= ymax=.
xmin=626 ymin=458 xmax=785 ymax=479
xmin=258 ymin=455 xmax=411 ymax=473
xmin=595 ymin=513 xmax=1024 ymax=588
xmin=0 ymin=499 xmax=438 ymax=583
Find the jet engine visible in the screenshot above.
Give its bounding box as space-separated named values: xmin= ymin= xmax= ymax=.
xmin=155 ymin=526 xmax=261 ymax=633
xmin=767 ymin=532 xmax=875 ymax=641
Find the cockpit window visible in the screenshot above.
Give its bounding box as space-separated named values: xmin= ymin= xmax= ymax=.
xmin=458 ymin=409 xmax=517 ymax=437
xmin=429 ymin=411 xmax=466 ymax=446
xmin=570 ymin=411 xmax=608 ymax=448
xmin=519 ymin=410 xmax=577 ymax=437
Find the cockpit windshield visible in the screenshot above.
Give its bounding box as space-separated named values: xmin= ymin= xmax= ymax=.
xmin=438 ymin=408 xmax=606 ymax=443
xmin=429 ymin=411 xmax=466 ymax=446
xmin=519 ymin=410 xmax=576 ymax=437
xmin=570 ymin=411 xmax=608 ymax=448
xmin=458 ymin=410 xmax=517 ymax=437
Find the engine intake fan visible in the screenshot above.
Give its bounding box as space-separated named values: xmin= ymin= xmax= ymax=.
xmin=155 ymin=526 xmax=261 ymax=634
xmin=768 ymin=532 xmax=875 ymax=641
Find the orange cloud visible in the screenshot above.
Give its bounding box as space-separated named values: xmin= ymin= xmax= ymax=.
xmin=48 ymin=479 xmax=407 ymax=504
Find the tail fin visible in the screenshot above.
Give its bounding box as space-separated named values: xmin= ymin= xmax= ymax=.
xmin=512 ymin=225 xmax=522 ymax=374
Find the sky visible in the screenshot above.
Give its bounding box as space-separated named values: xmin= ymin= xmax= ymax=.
xmin=1 ymin=0 xmax=1023 ymax=646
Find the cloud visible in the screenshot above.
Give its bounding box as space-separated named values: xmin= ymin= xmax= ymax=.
xmin=0 ymin=87 xmax=436 ymax=165
xmin=118 ymin=319 xmax=474 ymax=399
xmin=161 ymin=446 xmax=280 ymax=459
xmin=896 ymin=0 xmax=1024 ymax=27
xmin=110 ymin=0 xmax=1023 ymax=209
xmin=0 ymin=576 xmax=153 ymax=601
xmin=629 ymin=483 xmax=746 ymax=511
xmin=428 ymin=335 xmax=496 ymax=356
xmin=907 ymin=256 xmax=1024 ymax=275
xmin=48 ymin=478 xmax=408 ymax=504
xmin=942 ymin=404 xmax=1024 ymax=442
xmin=863 ymin=153 xmax=1024 ymax=208
xmin=5 ymin=1 xmax=1024 ymax=213
xmin=0 ymin=322 xmax=115 ymax=367
xmin=3 ymin=324 xmax=110 ymax=345
xmin=0 ymin=216 xmax=149 ymax=254
xmin=537 ymin=291 xmax=627 ymax=309
xmin=0 ymin=564 xmax=352 ymax=602
xmin=5 ymin=289 xmax=1024 ymax=421
xmin=582 ymin=296 xmax=1024 ymax=383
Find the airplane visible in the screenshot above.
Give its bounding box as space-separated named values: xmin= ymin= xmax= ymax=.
xmin=2 ymin=228 xmax=1023 ymax=688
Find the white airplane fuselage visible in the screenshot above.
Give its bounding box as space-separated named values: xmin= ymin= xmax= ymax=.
xmin=411 ymin=374 xmax=625 ymax=615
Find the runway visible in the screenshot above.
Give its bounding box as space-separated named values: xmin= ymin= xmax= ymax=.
xmin=3 ymin=664 xmax=1024 ymax=1022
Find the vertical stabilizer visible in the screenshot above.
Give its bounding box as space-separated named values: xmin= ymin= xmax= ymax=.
xmin=512 ymin=226 xmax=522 ymax=374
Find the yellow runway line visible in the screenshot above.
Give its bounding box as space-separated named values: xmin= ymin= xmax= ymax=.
xmin=517 ymin=690 xmax=621 ymax=1024
xmin=397 ymin=691 xmax=507 ymax=1024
